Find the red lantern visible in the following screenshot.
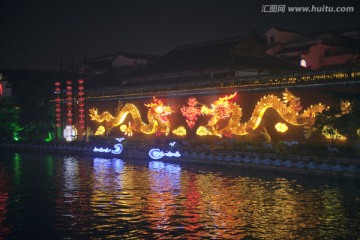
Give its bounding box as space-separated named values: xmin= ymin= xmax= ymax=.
xmin=77 ymin=79 xmax=86 ymax=135
xmin=54 ymin=82 xmax=63 ymax=128
xmin=65 ymin=80 xmax=73 ymax=125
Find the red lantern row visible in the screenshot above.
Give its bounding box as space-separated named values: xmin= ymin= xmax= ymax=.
xmin=78 ymin=79 xmax=85 ymax=130
xmin=66 ymin=80 xmax=73 ymax=125
xmin=54 ymin=80 xmax=86 ymax=133
xmin=54 ymin=82 xmax=61 ymax=127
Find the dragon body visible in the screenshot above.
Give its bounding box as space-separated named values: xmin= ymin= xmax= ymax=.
xmin=89 ymin=98 xmax=172 ymax=136
xmin=197 ymin=89 xmax=326 ymax=138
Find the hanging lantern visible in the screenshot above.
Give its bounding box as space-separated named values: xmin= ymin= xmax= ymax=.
xmin=66 ymin=80 xmax=73 ymax=125
xmin=76 ymin=79 xmax=86 ymax=136
xmin=63 ymin=125 xmax=77 ymax=142
xmin=54 ymin=82 xmax=62 ymax=128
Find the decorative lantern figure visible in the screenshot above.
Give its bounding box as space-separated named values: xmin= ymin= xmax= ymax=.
xmin=63 ymin=125 xmax=77 ymax=142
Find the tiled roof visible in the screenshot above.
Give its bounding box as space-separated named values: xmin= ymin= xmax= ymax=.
xmin=124 ymin=35 xmax=295 ymax=77
xmin=127 ymin=37 xmax=243 ymax=76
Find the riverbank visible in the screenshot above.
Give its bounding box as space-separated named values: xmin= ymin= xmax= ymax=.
xmin=0 ymin=141 xmax=359 ymax=179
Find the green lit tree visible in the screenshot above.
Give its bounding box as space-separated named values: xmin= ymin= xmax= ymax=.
xmin=3 ymin=70 xmax=56 ymax=142
xmin=0 ymin=99 xmax=23 ymax=142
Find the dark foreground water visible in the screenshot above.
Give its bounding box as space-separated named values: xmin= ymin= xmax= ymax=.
xmin=0 ymin=151 xmax=359 ymax=239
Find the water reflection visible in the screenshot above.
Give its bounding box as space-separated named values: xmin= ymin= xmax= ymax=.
xmin=0 ymin=161 xmax=10 ymax=237
xmin=0 ymin=152 xmax=359 ymax=239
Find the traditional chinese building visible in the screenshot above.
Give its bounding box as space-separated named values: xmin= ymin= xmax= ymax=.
xmin=266 ymin=27 xmax=360 ymax=69
xmin=74 ymin=33 xmax=360 ymax=143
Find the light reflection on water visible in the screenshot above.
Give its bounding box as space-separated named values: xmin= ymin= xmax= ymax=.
xmin=0 ymin=152 xmax=359 ymax=239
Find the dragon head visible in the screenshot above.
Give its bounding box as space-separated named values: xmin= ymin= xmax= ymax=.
xmin=282 ymin=88 xmax=302 ymax=112
xmin=145 ymin=97 xmax=173 ymax=124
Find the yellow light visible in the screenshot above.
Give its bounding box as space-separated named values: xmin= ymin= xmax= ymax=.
xmin=275 ymin=122 xmax=288 ymax=133
xmin=94 ymin=126 xmax=105 ymax=135
xmin=340 ymin=100 xmax=351 ymax=114
xmin=120 ymin=122 xmax=133 ymax=136
xmin=196 ymin=126 xmax=211 ymax=136
xmin=322 ymin=126 xmax=347 ymax=140
xmin=155 ymin=106 xmax=164 ymax=114
xmin=172 ymin=126 xmax=187 ymax=136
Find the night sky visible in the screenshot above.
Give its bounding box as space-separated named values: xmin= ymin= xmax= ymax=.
xmin=0 ymin=0 xmax=359 ymax=70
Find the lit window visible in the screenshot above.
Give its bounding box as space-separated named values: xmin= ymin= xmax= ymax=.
xmin=300 ymin=59 xmax=307 ymax=68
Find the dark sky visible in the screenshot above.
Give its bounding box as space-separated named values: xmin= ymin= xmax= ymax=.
xmin=0 ymin=0 xmax=359 ymax=70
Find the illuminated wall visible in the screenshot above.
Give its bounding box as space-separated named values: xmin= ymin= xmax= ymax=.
xmin=87 ymin=85 xmax=359 ymax=142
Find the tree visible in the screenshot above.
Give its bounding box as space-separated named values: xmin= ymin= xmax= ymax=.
xmin=315 ymin=92 xmax=360 ymax=143
xmin=0 ymin=99 xmax=22 ymax=142
xmin=2 ymin=70 xmax=56 ymax=142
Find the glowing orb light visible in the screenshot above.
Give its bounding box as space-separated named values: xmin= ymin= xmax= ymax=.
xmin=275 ymin=122 xmax=288 ymax=133
xmin=172 ymin=126 xmax=187 ymax=136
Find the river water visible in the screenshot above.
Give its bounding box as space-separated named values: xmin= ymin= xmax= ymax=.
xmin=0 ymin=151 xmax=359 ymax=239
